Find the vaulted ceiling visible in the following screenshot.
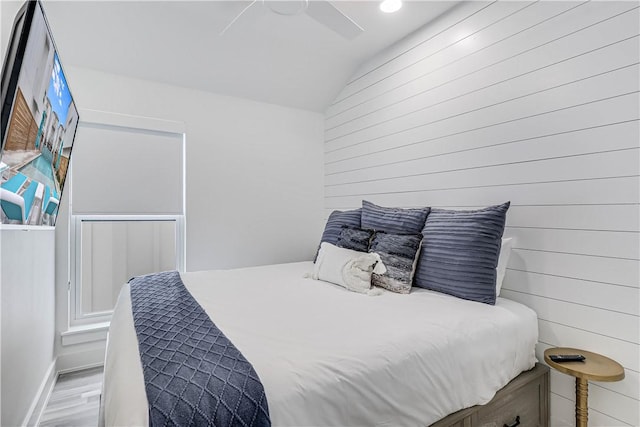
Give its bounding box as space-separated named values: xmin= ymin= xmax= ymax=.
xmin=2 ymin=1 xmax=460 ymax=112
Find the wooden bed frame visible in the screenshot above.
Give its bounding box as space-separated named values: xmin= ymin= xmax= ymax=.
xmin=431 ymin=363 xmax=550 ymax=427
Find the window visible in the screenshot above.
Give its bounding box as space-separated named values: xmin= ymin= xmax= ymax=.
xmin=72 ymin=216 xmax=183 ymax=323
xmin=69 ymin=111 xmax=185 ymax=326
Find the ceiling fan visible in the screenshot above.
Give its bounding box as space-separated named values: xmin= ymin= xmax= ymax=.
xmin=220 ymin=0 xmax=365 ymax=40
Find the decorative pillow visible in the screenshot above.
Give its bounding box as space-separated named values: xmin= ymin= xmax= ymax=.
xmin=361 ymin=200 xmax=430 ymax=234
xmin=315 ymin=209 xmax=362 ymax=261
xmin=414 ymin=202 xmax=510 ymax=305
xmin=336 ymin=226 xmax=374 ymax=253
xmin=369 ymin=231 xmax=423 ymax=294
xmin=312 ymin=242 xmax=386 ymax=295
xmin=496 ymin=237 xmax=513 ymax=296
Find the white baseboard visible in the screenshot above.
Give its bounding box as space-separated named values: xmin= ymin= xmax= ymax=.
xmin=23 ymin=359 xmax=57 ymax=427
xmin=56 ymin=346 xmax=106 ymax=374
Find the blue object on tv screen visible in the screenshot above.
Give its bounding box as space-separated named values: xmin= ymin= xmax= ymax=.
xmin=0 ymin=0 xmax=79 ymax=226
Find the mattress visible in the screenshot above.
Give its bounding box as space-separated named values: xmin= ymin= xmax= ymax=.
xmin=102 ymin=261 xmax=538 ymax=427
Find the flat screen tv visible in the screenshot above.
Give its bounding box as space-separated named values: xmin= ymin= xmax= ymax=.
xmin=0 ymin=0 xmax=78 ymax=226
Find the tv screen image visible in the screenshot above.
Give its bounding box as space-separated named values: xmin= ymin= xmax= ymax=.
xmin=0 ymin=0 xmax=78 ymax=226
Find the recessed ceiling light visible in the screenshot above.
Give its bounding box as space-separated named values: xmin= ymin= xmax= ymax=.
xmin=380 ymin=0 xmax=402 ymax=13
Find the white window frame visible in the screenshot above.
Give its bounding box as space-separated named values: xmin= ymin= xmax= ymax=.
xmin=67 ymin=109 xmax=187 ymax=328
xmin=70 ymin=214 xmax=185 ymax=326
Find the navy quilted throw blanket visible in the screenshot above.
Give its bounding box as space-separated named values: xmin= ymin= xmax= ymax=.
xmin=129 ymin=271 xmax=271 ymax=427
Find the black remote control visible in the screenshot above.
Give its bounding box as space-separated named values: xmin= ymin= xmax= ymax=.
xmin=549 ymin=354 xmax=585 ymax=363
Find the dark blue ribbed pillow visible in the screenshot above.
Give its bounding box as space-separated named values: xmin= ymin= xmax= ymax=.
xmin=315 ymin=209 xmax=362 ymax=261
xmin=361 ymin=200 xmax=430 ymax=234
xmin=414 ymin=202 xmax=510 ymax=305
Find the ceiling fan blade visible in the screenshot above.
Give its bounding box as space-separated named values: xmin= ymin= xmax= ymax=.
xmin=220 ymin=0 xmax=259 ymax=36
xmin=266 ymin=0 xmax=308 ymax=16
xmin=306 ymin=1 xmax=364 ymax=40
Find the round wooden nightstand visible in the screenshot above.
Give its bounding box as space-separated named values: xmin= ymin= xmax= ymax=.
xmin=544 ymin=347 xmax=624 ymax=427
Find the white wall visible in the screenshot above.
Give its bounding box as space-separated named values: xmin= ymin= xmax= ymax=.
xmin=65 ymin=65 xmax=325 ymax=271
xmin=0 ymin=228 xmax=56 ymax=427
xmin=325 ymin=1 xmax=639 ymax=425
xmin=54 ymin=66 xmax=325 ymax=366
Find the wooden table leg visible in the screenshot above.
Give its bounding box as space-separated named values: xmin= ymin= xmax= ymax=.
xmin=576 ymin=377 xmax=588 ymax=427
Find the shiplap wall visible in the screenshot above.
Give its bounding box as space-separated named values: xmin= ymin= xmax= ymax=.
xmin=324 ymin=1 xmax=639 ymax=425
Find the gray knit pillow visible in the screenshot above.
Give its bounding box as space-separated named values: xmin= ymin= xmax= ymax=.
xmin=369 ymin=231 xmax=423 ymax=294
xmin=336 ymin=226 xmax=374 ymax=253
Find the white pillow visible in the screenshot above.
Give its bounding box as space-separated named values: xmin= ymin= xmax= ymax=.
xmin=496 ymin=237 xmax=513 ymax=296
xmin=312 ymin=242 xmax=386 ymax=295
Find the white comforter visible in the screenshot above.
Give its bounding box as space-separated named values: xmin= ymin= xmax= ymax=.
xmin=102 ymin=262 xmax=538 ymax=427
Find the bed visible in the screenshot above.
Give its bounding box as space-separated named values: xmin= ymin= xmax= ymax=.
xmin=101 ymin=261 xmax=541 ymax=427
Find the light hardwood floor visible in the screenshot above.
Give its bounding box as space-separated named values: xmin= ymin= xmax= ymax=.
xmin=39 ymin=366 xmax=103 ymax=427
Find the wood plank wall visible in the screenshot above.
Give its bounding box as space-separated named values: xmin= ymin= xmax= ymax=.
xmin=323 ymin=2 xmax=639 ymax=425
xmin=5 ymin=87 xmax=38 ymax=151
